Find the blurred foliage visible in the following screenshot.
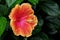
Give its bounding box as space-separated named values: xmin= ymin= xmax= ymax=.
xmin=28 ymin=0 xmax=39 ymax=5
xmin=0 ymin=5 xmax=8 ymax=16
xmin=0 ymin=17 xmax=7 ymax=36
xmin=6 ymin=0 xmax=23 ymax=8
xmin=42 ymin=1 xmax=60 ymax=16
xmin=0 ymin=0 xmax=60 ymax=40
xmin=29 ymin=33 xmax=49 ymax=40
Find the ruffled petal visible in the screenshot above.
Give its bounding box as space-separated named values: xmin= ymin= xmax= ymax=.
xmin=9 ymin=3 xmax=34 ymax=20
xmin=9 ymin=4 xmax=21 ymax=20
xmin=25 ymin=15 xmax=38 ymax=29
xmin=10 ymin=20 xmax=33 ymax=37
xmin=20 ymin=3 xmax=34 ymax=16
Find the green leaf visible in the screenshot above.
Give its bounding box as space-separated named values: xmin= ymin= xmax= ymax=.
xmin=28 ymin=0 xmax=39 ymax=5
xmin=46 ymin=16 xmax=60 ymax=34
xmin=42 ymin=1 xmax=60 ymax=16
xmin=39 ymin=0 xmax=49 ymax=1
xmin=47 ymin=23 xmax=57 ymax=34
xmin=32 ymin=16 xmax=43 ymax=35
xmin=0 ymin=0 xmax=1 ymax=2
xmin=40 ymin=33 xmax=49 ymax=40
xmin=6 ymin=0 xmax=23 ymax=8
xmin=30 ymin=33 xmax=49 ymax=40
xmin=0 ymin=17 xmax=7 ymax=36
xmin=0 ymin=5 xmax=8 ymax=16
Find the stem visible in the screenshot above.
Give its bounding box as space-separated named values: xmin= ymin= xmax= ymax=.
xmin=24 ymin=37 xmax=28 ymax=40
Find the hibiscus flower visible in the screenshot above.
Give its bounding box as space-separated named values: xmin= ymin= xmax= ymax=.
xmin=9 ymin=3 xmax=38 ymax=37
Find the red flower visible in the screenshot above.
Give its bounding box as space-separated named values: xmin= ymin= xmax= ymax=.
xmin=9 ymin=3 xmax=38 ymax=37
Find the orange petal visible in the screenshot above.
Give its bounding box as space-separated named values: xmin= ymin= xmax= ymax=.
xmin=10 ymin=20 xmax=20 ymax=36
xmin=9 ymin=3 xmax=34 ymax=20
xmin=10 ymin=20 xmax=33 ymax=37
xmin=25 ymin=15 xmax=38 ymax=29
xmin=9 ymin=4 xmax=21 ymax=20
xmin=20 ymin=3 xmax=34 ymax=16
